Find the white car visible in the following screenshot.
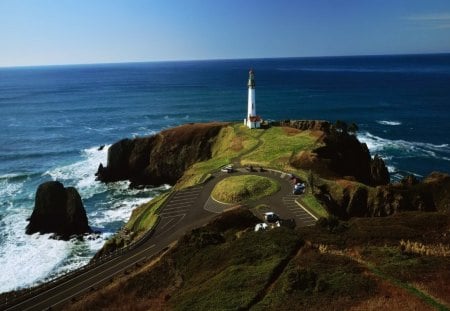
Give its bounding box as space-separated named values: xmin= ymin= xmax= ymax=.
xmin=220 ymin=165 xmax=234 ymax=173
xmin=254 ymin=223 xmax=268 ymax=232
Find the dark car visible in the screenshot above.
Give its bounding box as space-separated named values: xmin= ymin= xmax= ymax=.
xmin=264 ymin=212 xmax=280 ymax=223
xmin=293 ymin=183 xmax=305 ymax=195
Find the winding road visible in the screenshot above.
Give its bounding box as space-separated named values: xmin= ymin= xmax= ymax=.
xmin=3 ymin=168 xmax=316 ymax=311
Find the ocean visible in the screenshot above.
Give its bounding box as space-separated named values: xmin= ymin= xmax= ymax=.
xmin=0 ymin=54 xmax=449 ymax=293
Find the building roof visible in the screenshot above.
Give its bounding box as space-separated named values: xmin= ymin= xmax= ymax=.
xmin=249 ymin=115 xmax=261 ymax=122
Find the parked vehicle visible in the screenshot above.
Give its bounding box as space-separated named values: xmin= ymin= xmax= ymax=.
xmin=293 ymin=182 xmax=305 ymax=195
xmin=264 ymin=212 xmax=280 ymax=223
xmin=254 ymin=223 xmax=268 ymax=232
xmin=220 ymin=165 xmax=234 ymax=173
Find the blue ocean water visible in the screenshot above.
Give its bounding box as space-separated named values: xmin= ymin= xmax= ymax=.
xmin=0 ymin=54 xmax=449 ymax=292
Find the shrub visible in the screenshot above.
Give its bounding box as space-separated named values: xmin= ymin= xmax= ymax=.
xmin=399 ymin=239 xmax=450 ymax=257
xmin=284 ymin=268 xmax=318 ymax=293
xmin=317 ymin=215 xmax=348 ymax=233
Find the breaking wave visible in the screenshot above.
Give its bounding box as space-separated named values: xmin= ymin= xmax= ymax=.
xmin=358 ymin=132 xmax=449 ymax=159
xmin=358 ymin=131 xmax=450 ymax=181
xmin=377 ymin=120 xmax=402 ymax=126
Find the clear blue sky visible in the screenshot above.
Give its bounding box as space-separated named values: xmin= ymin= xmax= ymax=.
xmin=1 ymin=0 xmax=450 ymax=67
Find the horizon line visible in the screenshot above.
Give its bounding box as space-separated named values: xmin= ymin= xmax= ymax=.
xmin=1 ymin=51 xmax=450 ymax=69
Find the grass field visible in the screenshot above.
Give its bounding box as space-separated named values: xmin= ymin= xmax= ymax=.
xmin=211 ymin=123 xmax=260 ymax=159
xmin=298 ymin=194 xmax=328 ymax=218
xmin=240 ymin=126 xmax=318 ymax=169
xmin=177 ymin=124 xmax=323 ymax=191
xmin=125 ymin=192 xmax=171 ymax=234
xmin=177 ymin=124 xmax=261 ymax=189
xmin=211 ymin=175 xmax=280 ymax=204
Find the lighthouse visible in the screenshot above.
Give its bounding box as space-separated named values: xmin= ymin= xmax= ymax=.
xmin=244 ymin=69 xmax=261 ymax=129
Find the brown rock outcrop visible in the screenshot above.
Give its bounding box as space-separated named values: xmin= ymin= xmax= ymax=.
xmin=316 ymin=172 xmax=449 ymax=219
xmin=289 ymin=124 xmax=390 ymax=186
xmin=280 ymin=120 xmax=331 ymax=132
xmin=96 ymin=122 xmax=229 ymax=186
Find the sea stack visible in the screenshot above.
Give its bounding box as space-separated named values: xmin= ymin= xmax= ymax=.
xmin=26 ymin=181 xmax=91 ymax=239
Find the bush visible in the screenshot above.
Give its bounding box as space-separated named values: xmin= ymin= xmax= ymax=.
xmin=284 ymin=268 xmax=319 ymax=293
xmin=317 ymin=215 xmax=348 ymax=233
xmin=181 ymin=228 xmax=225 ymax=249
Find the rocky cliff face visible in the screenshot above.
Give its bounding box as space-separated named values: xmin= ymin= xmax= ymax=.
xmin=287 ymin=121 xmax=389 ymax=186
xmin=96 ymin=122 xmax=229 ymax=186
xmin=97 ymin=121 xmax=389 ymax=188
xmin=279 ymin=120 xmax=331 ymax=132
xmin=26 ymin=181 xmax=91 ymax=239
xmin=316 ymin=172 xmax=450 ymax=219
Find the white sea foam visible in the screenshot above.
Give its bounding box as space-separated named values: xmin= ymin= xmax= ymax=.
xmin=1 ymin=142 xmax=172 ymax=293
xmin=89 ymin=182 xmax=170 ymax=229
xmin=0 ymin=211 xmax=68 ymax=292
xmin=358 ymin=131 xmax=449 ymax=159
xmin=92 ymin=197 xmax=150 ymax=227
xmin=0 ymin=206 xmax=115 ymax=292
xmin=386 ymin=165 xmax=396 ymax=173
xmin=358 ymin=131 xmax=450 ymax=181
xmin=44 ymin=145 xmax=110 ymax=199
xmin=0 ymin=178 xmax=23 ymax=199
xmin=377 ymin=120 xmax=402 ymax=126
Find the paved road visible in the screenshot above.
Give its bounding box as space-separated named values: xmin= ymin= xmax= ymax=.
xmin=205 ymin=169 xmax=318 ymax=227
xmin=3 ymin=169 xmax=316 ymax=311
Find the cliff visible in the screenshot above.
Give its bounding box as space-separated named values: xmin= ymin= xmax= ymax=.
xmin=286 ymin=120 xmax=389 ymax=186
xmin=97 ymin=121 xmax=389 ymax=188
xmin=96 ymin=122 xmax=229 ymax=186
xmin=315 ymin=172 xmax=450 ymax=219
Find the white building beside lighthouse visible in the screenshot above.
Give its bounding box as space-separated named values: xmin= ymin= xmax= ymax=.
xmin=244 ymin=69 xmax=261 ymax=129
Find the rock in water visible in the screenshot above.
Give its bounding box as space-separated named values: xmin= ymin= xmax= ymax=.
xmin=26 ymin=181 xmax=91 ymax=239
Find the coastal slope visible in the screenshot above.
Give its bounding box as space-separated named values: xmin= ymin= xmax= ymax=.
xmin=61 ymin=121 xmax=450 ymax=310
xmin=91 ymin=121 xmax=450 ymax=260
xmin=67 ymin=209 xmax=450 ymax=310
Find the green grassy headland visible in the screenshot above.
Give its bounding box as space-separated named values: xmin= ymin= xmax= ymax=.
xmin=240 ymin=126 xmax=317 ymax=170
xmin=106 ymin=122 xmax=328 ymax=248
xmin=211 ymin=175 xmax=280 ymax=204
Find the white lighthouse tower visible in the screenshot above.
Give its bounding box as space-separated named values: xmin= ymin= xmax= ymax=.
xmin=244 ymin=69 xmax=261 ymax=129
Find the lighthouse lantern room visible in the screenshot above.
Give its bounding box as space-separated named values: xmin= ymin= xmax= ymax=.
xmin=244 ymin=69 xmax=261 ymax=129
